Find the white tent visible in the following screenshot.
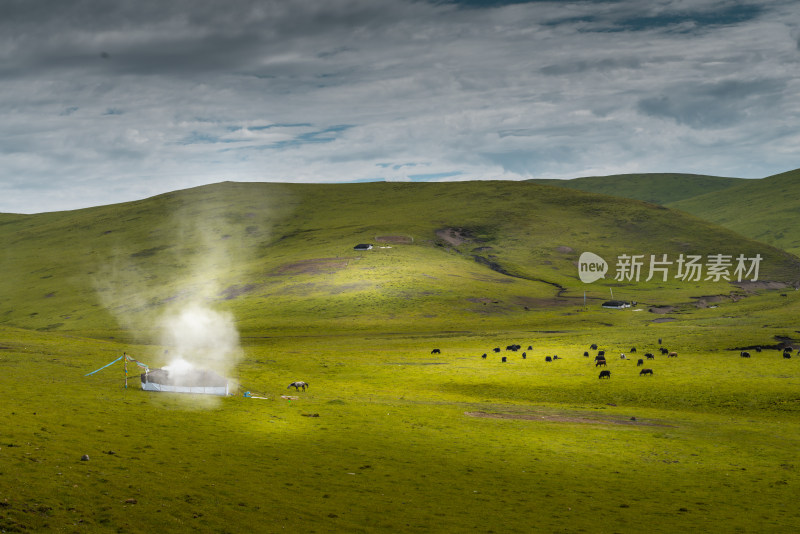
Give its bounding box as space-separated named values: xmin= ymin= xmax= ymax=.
xmin=140 ymin=367 xmax=229 ymax=396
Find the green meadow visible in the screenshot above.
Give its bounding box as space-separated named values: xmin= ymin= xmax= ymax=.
xmin=1 ymin=179 xmax=800 ymax=532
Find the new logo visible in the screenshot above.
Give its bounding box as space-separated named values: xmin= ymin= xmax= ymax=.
xmin=578 ymin=252 xmax=608 ymax=283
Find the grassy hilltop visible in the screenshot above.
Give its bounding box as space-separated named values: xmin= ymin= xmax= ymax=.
xmin=2 ymin=179 xmax=800 ymax=533
xmin=668 ymin=168 xmax=800 ymax=256
xmin=531 ymin=168 xmax=800 ymax=257
xmin=528 ymin=172 xmax=746 ymax=205
xmin=0 ymin=180 xmax=797 ymax=338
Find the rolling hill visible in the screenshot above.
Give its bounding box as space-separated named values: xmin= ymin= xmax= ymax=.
xmin=527 ymin=173 xmax=746 ymax=205
xmin=0 ymin=180 xmax=797 ymax=340
xmin=527 ymin=169 xmax=800 ymax=258
xmin=668 ymin=168 xmax=800 ymax=256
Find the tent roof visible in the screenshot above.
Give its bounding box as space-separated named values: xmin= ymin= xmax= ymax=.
xmin=602 ymin=300 xmax=630 ymax=308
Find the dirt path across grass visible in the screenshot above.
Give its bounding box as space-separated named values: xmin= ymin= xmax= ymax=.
xmin=465 ymin=410 xmax=672 ymax=427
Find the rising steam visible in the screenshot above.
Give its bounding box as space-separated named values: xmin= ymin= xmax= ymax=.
xmin=159 ymin=302 xmax=242 ymax=380
xmin=91 ymin=184 xmax=286 ymax=402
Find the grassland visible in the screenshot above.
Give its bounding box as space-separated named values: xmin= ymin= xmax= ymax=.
xmin=1 ymin=179 xmax=800 ymax=533
xmin=669 ymin=168 xmax=800 ymax=256
xmin=528 ymin=168 xmax=800 ymax=258
xmin=527 ymin=173 xmax=745 ymax=205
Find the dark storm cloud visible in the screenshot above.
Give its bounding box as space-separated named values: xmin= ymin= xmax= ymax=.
xmin=0 ymin=0 xmax=405 ymax=77
xmin=637 ymin=79 xmax=786 ymax=129
xmin=0 ymin=0 xmax=798 ymax=212
xmin=616 ymin=3 xmax=765 ymax=32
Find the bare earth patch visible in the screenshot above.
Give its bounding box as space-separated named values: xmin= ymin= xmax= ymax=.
xmin=466 ymin=297 xmax=497 ymax=304
xmin=219 ymin=284 xmax=260 ymax=300
xmin=465 ymin=410 xmax=672 ymax=427
xmin=514 ymin=296 xmax=572 ymax=309
xmin=734 ymin=281 xmax=792 ymax=292
xmin=436 ymin=228 xmax=471 ymax=246
xmin=649 ymin=306 xmax=675 ymax=314
xmin=273 ymin=258 xmax=350 ymax=275
xmin=692 ymin=295 xmax=730 ymax=308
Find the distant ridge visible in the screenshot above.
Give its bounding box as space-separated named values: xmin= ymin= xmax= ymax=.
xmin=527 ymin=173 xmax=746 ymax=205
xmin=668 ymin=168 xmax=800 ymax=256
xmin=527 ymin=169 xmax=800 ymax=257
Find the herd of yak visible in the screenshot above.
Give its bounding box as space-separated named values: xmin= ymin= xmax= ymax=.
xmin=429 ymin=340 xmax=796 ymax=380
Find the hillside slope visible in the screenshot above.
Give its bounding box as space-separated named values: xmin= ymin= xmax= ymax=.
xmin=528 ymin=173 xmax=746 ymax=205
xmin=668 ymin=168 xmax=800 ymax=256
xmin=0 ymin=181 xmax=797 ymax=338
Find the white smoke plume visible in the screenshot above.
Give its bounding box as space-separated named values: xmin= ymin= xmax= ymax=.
xmin=158 ymin=302 xmax=242 ymax=379
xmin=91 ymin=184 xmax=288 ymax=402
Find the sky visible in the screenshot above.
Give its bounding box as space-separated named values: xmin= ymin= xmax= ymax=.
xmin=1 ymin=0 xmax=799 ymax=214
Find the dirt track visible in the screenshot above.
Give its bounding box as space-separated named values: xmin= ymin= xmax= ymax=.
xmin=465 ymin=410 xmax=671 ymax=427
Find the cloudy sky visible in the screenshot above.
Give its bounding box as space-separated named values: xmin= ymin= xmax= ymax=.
xmin=1 ymin=0 xmax=798 ymax=213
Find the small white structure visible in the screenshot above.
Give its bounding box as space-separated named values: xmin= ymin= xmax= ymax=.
xmin=140 ymin=367 xmax=229 ymax=396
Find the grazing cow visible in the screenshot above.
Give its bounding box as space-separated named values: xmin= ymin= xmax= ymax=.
xmin=658 ymin=338 xmax=662 ymax=345
xmin=431 ymin=349 xmax=441 ymax=354
xmin=598 ymin=370 xmax=611 ymax=379
xmin=553 ymin=355 xmax=560 ymax=360
xmin=502 ymin=356 xmax=507 ymax=362
xmin=784 ymin=352 xmax=792 ymax=359
xmin=630 ymin=347 xmax=637 ymax=353
xmin=544 ymin=356 xmax=552 ymax=362
xmin=645 ymin=353 xmax=655 ymax=360
xmin=784 ymin=347 xmax=794 ymax=353
xmin=595 ymin=359 xmax=607 ymax=367
xmin=740 ymin=351 xmax=751 ymax=358
xmin=755 ymin=346 xmax=762 ymax=353
xmin=595 ymin=355 xmax=605 ymax=361
xmin=527 ymin=346 xmax=533 ymax=350
xmin=481 ymin=353 xmax=487 ymax=359
xmin=668 ymin=351 xmax=678 ymax=358
xmin=598 ymin=350 xmax=605 ymax=357
xmin=522 ymin=352 xmax=527 ymax=359
xmin=637 ymin=359 xmax=644 ymax=367
xmin=620 ymin=354 xmax=626 ymax=360
xmin=287 ymin=381 xmax=309 ymax=391
xmin=493 ymin=348 xmax=501 ymax=353
xmin=583 ymin=351 xmax=590 ymax=357
xmin=639 ymin=368 xmax=653 ymax=376
xmin=660 ymin=347 xmax=669 ymax=355
xmin=590 ymin=344 xmax=598 ymax=350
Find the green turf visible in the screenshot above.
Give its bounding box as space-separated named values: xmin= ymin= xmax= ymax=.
xmin=528 ymin=168 xmax=800 ymax=258
xmin=1 ymin=179 xmax=800 ymax=532
xmin=668 ymin=168 xmax=800 ymax=256
xmin=2 ymin=323 xmax=800 ymax=533
xmin=527 ymin=173 xmax=746 ymax=205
